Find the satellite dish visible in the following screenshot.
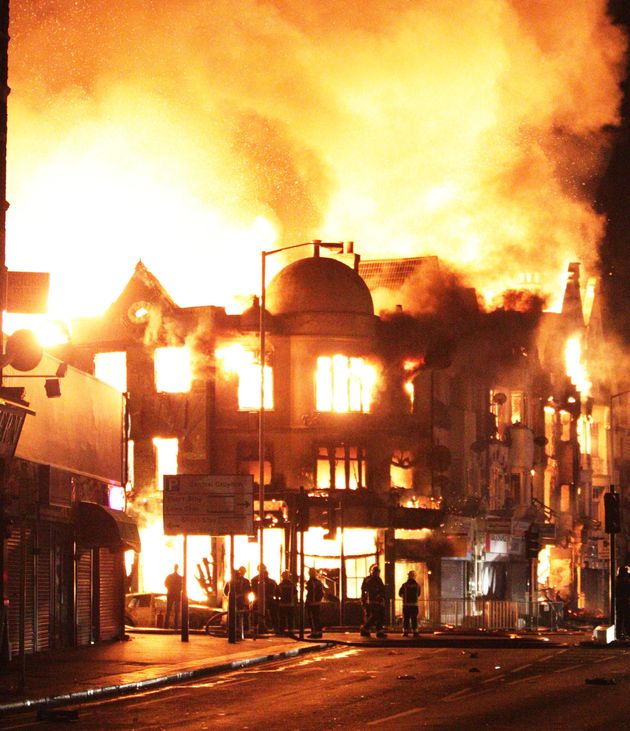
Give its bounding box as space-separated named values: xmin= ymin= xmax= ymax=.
xmin=5 ymin=329 xmax=43 ymax=372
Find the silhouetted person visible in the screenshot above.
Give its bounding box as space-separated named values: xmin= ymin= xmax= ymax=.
xmin=252 ymin=564 xmax=278 ymax=633
xmin=164 ymin=564 xmax=183 ymax=629
xmin=399 ymin=570 xmax=421 ymax=637
xmin=224 ymin=566 xmax=251 ymax=634
xmin=361 ymin=565 xmax=387 ymax=638
xmin=306 ymin=568 xmax=324 ymax=638
xmin=276 ymin=571 xmax=297 ymax=634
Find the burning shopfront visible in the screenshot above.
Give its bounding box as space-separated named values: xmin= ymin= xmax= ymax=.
xmin=62 ymin=247 xmax=614 ymax=628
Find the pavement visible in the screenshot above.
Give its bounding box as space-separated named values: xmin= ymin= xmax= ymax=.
xmin=0 ymin=626 xmax=597 ymax=718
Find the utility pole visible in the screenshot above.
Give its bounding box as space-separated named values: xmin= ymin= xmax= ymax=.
xmin=0 ymin=0 xmax=9 ymax=667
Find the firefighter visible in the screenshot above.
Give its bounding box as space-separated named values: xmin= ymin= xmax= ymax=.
xmin=164 ymin=564 xmax=183 ymax=629
xmin=224 ymin=566 xmax=251 ymax=635
xmin=306 ymin=567 xmax=325 ymax=638
xmin=398 ymin=570 xmax=421 ymax=637
xmin=276 ymin=571 xmax=297 ymax=634
xmin=360 ymin=565 xmax=388 ymax=638
xmin=251 ymin=564 xmax=278 ymax=633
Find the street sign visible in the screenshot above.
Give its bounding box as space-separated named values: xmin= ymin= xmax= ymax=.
xmin=162 ymin=474 xmax=254 ymax=536
xmin=7 ymin=271 xmax=50 ymax=314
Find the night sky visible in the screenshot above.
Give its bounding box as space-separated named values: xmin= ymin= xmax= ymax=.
xmin=599 ymin=1 xmax=630 ymax=340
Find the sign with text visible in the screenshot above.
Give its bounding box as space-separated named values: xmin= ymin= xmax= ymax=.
xmin=7 ymin=271 xmax=50 ymax=313
xmin=162 ymin=474 xmax=254 ymax=536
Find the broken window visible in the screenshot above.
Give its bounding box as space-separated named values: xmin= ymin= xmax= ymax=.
xmin=154 ymin=347 xmax=191 ymax=394
xmin=237 ymin=442 xmax=272 ymax=487
xmin=94 ymin=351 xmax=127 ymax=392
xmin=390 ymin=449 xmax=414 ymax=489
xmin=316 ymin=444 xmax=366 ymax=490
xmin=153 ymin=437 xmax=178 ymax=490
xmin=510 ymin=391 xmax=526 ymax=424
xmin=216 ymin=344 xmax=273 ymax=410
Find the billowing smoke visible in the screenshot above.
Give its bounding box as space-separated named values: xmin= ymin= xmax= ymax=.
xmin=5 ymin=1 xmax=627 ymax=315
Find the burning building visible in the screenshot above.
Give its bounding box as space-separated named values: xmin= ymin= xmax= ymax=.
xmin=60 ymin=242 xmax=615 ymax=628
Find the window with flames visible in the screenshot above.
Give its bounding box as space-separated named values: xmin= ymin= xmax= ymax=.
xmin=315 ymin=355 xmax=376 ymax=413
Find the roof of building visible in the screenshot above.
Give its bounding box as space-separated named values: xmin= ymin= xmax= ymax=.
xmin=358 ymin=256 xmax=439 ymax=292
xmin=266 ymin=255 xmax=374 ymax=316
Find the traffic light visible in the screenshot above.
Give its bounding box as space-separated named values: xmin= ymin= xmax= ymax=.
xmin=322 ymin=501 xmax=338 ymax=540
xmin=294 ymin=487 xmax=309 ymax=532
xmin=525 ymin=525 xmax=540 ymax=560
xmin=604 ymin=491 xmax=621 ymax=534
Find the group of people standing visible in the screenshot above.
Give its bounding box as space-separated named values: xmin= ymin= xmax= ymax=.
xmin=360 ymin=566 xmax=421 ymax=638
xmin=167 ymin=562 xmax=424 ymax=638
xmin=224 ymin=564 xmax=304 ymax=635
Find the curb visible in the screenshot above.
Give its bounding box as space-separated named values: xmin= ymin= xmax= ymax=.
xmin=0 ymin=641 xmax=333 ymax=716
xmin=300 ymin=636 xmax=566 ymax=650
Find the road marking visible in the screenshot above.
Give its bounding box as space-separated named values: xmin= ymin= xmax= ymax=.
xmin=481 ymin=674 xmax=505 ymax=684
xmin=442 ymin=687 xmax=473 ymax=702
xmin=366 ymin=707 xmax=426 ymax=726
xmin=512 ymin=663 xmax=532 ymax=673
xmin=538 ymin=650 xmax=566 ymax=662
xmin=507 ymin=673 xmax=542 ymax=686
xmin=594 ymin=656 xmax=615 ymax=663
xmin=554 ymin=663 xmax=583 ymax=673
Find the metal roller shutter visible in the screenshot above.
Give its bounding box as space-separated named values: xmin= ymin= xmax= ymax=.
xmin=36 ymin=523 xmax=51 ymax=652
xmin=98 ymin=548 xmax=120 ymax=641
xmin=6 ymin=527 xmax=35 ymax=657
xmin=76 ymin=549 xmax=93 ymax=646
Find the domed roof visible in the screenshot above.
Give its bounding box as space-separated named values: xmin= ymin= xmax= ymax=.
xmin=266 ymin=256 xmax=374 ymax=316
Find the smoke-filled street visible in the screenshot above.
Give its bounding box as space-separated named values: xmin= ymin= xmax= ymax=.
xmin=8 ymin=643 xmax=630 ymax=730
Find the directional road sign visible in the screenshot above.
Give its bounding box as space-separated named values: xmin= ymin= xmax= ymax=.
xmin=163 ymin=474 xmax=254 ymax=536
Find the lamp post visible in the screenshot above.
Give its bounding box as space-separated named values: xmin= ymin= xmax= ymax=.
xmin=609 ymin=390 xmax=630 ymax=633
xmin=258 ymin=241 xmax=341 ymax=629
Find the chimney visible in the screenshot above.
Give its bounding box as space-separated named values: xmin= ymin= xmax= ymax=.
xmin=561 ymin=262 xmax=584 ymax=327
xmin=336 ymin=241 xmax=360 ymax=272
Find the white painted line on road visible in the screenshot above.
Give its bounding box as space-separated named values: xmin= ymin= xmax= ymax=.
xmin=507 ymin=673 xmax=542 ymax=686
xmin=481 ymin=674 xmax=505 ymax=684
xmin=554 ymin=663 xmax=583 ymax=674
xmin=366 ymin=706 xmax=426 ymax=726
xmin=512 ymin=663 xmax=532 ymax=673
xmin=441 ymin=687 xmax=473 ymax=702
xmin=594 ymin=655 xmax=616 ymax=663
xmin=538 ymin=650 xmax=566 ymax=663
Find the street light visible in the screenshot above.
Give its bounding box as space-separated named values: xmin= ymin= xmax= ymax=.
xmin=258 ymin=241 xmax=342 ymax=629
xmin=609 ymin=390 xmax=630 ymax=634
xmin=610 ymin=390 xmax=630 ymax=486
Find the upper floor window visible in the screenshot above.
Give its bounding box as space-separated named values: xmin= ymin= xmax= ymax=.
xmin=510 ymin=391 xmax=527 ymax=425
xmin=153 ymin=437 xmax=178 ymax=490
xmin=215 ymin=344 xmax=273 ymax=410
xmin=94 ymin=351 xmax=127 ymax=392
xmin=316 ymin=444 xmax=366 ymax=490
xmin=316 ymin=355 xmax=376 ymax=413
xmin=154 ymin=347 xmax=191 ymax=393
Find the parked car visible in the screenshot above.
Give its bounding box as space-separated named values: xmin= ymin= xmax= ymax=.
xmin=125 ymin=592 xmax=220 ymax=630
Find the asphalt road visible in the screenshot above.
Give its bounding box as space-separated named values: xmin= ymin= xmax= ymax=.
xmin=5 ymin=643 xmax=630 ymax=730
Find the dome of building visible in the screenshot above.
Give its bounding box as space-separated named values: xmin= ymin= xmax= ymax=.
xmin=266 ymin=256 xmax=374 ymax=316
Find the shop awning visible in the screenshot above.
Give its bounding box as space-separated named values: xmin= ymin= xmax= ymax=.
xmin=76 ymin=502 xmax=141 ymax=552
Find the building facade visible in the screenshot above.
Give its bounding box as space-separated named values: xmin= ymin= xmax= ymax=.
xmin=62 ymin=248 xmax=614 ymax=629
